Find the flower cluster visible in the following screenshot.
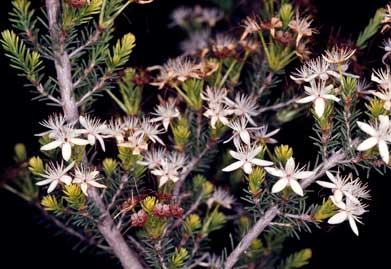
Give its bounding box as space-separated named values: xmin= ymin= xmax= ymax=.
xmin=36 ymin=162 xmax=106 ymax=196
xmin=317 ymin=171 xmax=370 ymax=235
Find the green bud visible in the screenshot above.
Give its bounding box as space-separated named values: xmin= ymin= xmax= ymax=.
xmin=172 ymin=118 xmax=190 ymax=151
xmin=274 ymin=145 xmax=293 ymax=163
xmin=279 ymin=3 xmax=293 ymax=29
xmin=28 ymin=156 xmax=44 ymax=175
xmin=102 ymin=158 xmax=118 ymax=177
xmin=314 ymin=198 xmax=337 ymax=222
xmin=14 ymin=143 xmax=27 ymax=162
xmin=184 ymin=214 xmax=201 ymax=235
xmin=169 ymin=248 xmax=189 ymax=269
xmin=247 ymin=167 xmax=265 ymax=197
xmin=141 ymin=196 xmax=157 ymax=213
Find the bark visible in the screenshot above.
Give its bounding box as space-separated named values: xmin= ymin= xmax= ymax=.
xmin=45 ymin=1 xmax=144 ymax=268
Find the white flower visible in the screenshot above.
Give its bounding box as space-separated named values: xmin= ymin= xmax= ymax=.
xmin=36 ymin=162 xmax=74 ymax=193
xmin=371 ymin=67 xmax=391 ymax=90
xmin=36 ymin=114 xmax=67 ymax=138
xmin=265 ymin=157 xmax=313 ymax=196
xmin=76 ymin=115 xmax=108 ymax=151
xmin=201 ymin=86 xmax=228 ymax=105
xmin=73 ymin=166 xmax=106 ymax=196
xmin=369 ymin=88 xmax=391 ymax=110
xmin=180 ymin=29 xmax=210 ymax=56
xmin=40 ymin=128 xmax=90 ymax=161
xmin=288 ymin=15 xmax=315 ymax=46
xmin=296 ymin=80 xmax=340 ymax=117
xmin=149 ymin=152 xmax=187 ymax=187
xmin=322 ymin=46 xmax=356 ymax=64
xmin=252 ymin=125 xmax=280 ymax=144
xmin=222 ymin=144 xmax=273 ymax=174
xmin=317 ymin=171 xmax=360 ymax=204
xmin=328 ymin=197 xmax=367 ymax=236
xmin=225 ymin=93 xmax=260 ymax=125
xmin=137 ymin=148 xmax=167 ymax=169
xmin=357 ymin=115 xmax=391 ymax=163
xmin=207 ymin=188 xmax=235 ymax=209
xmin=151 ymin=101 xmax=180 ymax=130
xmin=203 ymin=104 xmax=232 ymax=129
xmin=224 ymin=118 xmax=252 ymax=145
xmin=137 ymin=118 xmax=165 ymax=145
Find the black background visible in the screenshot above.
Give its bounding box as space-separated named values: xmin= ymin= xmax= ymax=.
xmin=0 ymin=0 xmax=390 ymax=268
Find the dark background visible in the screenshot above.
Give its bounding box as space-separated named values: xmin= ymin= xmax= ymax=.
xmin=0 ymin=0 xmax=389 ymax=268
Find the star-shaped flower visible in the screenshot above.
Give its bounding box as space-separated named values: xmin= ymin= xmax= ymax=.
xmin=316 ymin=171 xmax=360 ymax=204
xmin=36 ymin=162 xmax=74 ymax=193
xmin=265 ymin=157 xmax=313 ymax=196
xmin=73 ymin=166 xmax=106 ymax=196
xmin=357 ymin=115 xmax=391 ymax=163
xmin=76 ymin=115 xmax=108 ymax=151
xmin=328 ymin=197 xmax=367 ymax=236
xmin=150 ymin=101 xmax=180 ymax=131
xmin=296 ymin=80 xmax=340 ymax=117
xmin=222 ymin=144 xmax=273 ymax=174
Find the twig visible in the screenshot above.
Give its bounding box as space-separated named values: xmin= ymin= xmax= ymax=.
xmin=188 ymin=253 xmax=209 ymax=269
xmin=224 ymin=206 xmax=279 ymax=269
xmin=107 ymin=173 xmax=130 ymax=210
xmin=77 ymin=74 xmax=109 ymax=106
xmin=69 ymin=29 xmax=103 ymax=58
xmin=258 ymin=97 xmax=301 ymax=114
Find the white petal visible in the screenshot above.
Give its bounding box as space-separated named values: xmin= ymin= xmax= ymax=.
xmin=60 ymin=175 xmax=72 ymax=185
xmin=289 ymin=179 xmax=304 ymax=196
xmin=357 ymin=121 xmax=377 ymax=136
xmin=316 ymin=180 xmax=336 ymax=189
xmin=239 ymin=130 xmax=251 ymax=145
xmin=344 ymin=191 xmax=360 ymax=204
xmin=357 ymin=137 xmax=378 ymax=151
xmin=323 ymin=94 xmax=340 ymax=102
xmin=229 ymin=150 xmax=241 ymax=160
xmin=295 ymin=171 xmax=313 ymax=179
xmin=47 ymin=180 xmax=59 ymax=193
xmin=40 ymin=140 xmax=62 ymax=151
xmin=271 ymin=178 xmax=288 ymax=193
xmin=88 ymin=181 xmax=107 ymax=189
xmin=243 ymin=162 xmax=253 ymax=174
xmin=325 ymin=171 xmax=337 ymax=183
xmin=88 ymin=134 xmax=96 ymax=145
xmin=61 ymin=143 xmax=72 ymax=161
xmin=265 ymin=167 xmax=285 ymax=177
xmin=222 ymin=161 xmax=244 ymax=172
xmin=79 ymin=116 xmax=87 ymax=128
xmin=251 ymin=158 xmax=273 ymax=167
xmin=334 ymin=189 xmax=343 ymax=202
xmin=379 ymin=115 xmax=390 ymax=131
xmin=97 ymin=135 xmax=106 ymax=152
xmin=80 ymin=183 xmax=89 ymax=196
xmin=348 ymin=215 xmax=359 ymax=236
xmin=328 ymin=211 xmax=348 ymax=224
xmin=378 ymin=140 xmax=390 ymax=163
xmin=296 ymin=96 xmax=316 ymax=104
xmin=314 ymin=97 xmax=326 ymax=117
xmin=36 ymin=179 xmax=53 ymax=186
xmin=285 ymin=157 xmax=295 ymax=173
xmin=70 ymin=138 xmax=90 ymax=146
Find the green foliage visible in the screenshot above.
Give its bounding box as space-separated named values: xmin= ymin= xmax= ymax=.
xmin=108 ymin=68 xmax=143 ymax=116
xmin=202 ymin=207 xmax=226 ymax=235
xmin=28 ymin=156 xmax=44 ymax=175
xmin=172 ymin=118 xmax=191 ymax=151
xmin=106 ymin=33 xmax=136 ymax=72
xmin=279 ymin=3 xmax=293 ymax=29
xmin=41 ymin=195 xmax=64 ymax=215
xmin=314 ymin=198 xmax=337 ymax=222
xmin=274 ymin=144 xmax=293 ymax=163
xmin=247 ymin=167 xmax=265 ymax=196
xmin=1 ymin=30 xmax=43 ymax=81
xmin=102 ymin=158 xmax=118 ymax=177
xmin=118 ymin=147 xmax=142 ymax=170
xmin=142 ymin=196 xmax=157 ymax=213
xmin=281 ymin=248 xmax=312 ymax=269
xmin=366 ymin=98 xmax=387 ymax=118
xmin=169 ymin=248 xmax=189 ymax=269
xmin=356 ymin=8 xmax=386 ymax=49
xmin=63 ymin=0 xmax=103 ymax=31
xmin=192 ymin=175 xmax=214 ymax=198
xmin=63 ymin=184 xmax=86 ymax=210
xmin=14 ymin=143 xmax=27 ymax=162
xmin=9 ymin=0 xmax=36 ymax=34
xmin=184 ymin=214 xmax=201 ymax=235
xmin=176 ymin=79 xmax=204 ymax=110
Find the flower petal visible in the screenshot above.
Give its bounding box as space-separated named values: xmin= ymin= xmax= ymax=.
xmin=296 ymin=96 xmax=316 ymax=104
xmin=265 ymin=167 xmax=285 ymax=177
xmin=314 ymin=97 xmax=326 ymax=117
xmin=61 ymin=143 xmax=72 ymax=161
xmin=378 ymin=140 xmax=390 ymax=163
xmin=47 ymin=180 xmax=59 ymax=193
xmin=348 ymin=215 xmax=359 ymax=236
xmin=222 ymin=161 xmax=244 ymax=172
xmin=271 ymin=178 xmax=288 ymax=193
xmin=239 ymin=130 xmax=251 ymax=145
xmin=70 ymin=138 xmax=90 ymax=146
xmin=316 ymin=180 xmax=336 ymax=189
xmin=328 ymin=211 xmax=348 ymax=224
xmin=251 ymin=158 xmax=273 ymax=167
xmin=290 ymin=179 xmax=304 ymax=196
xmin=357 ymin=137 xmax=378 ymax=151
xmin=295 ymin=170 xmax=313 ymax=179
xmin=243 ymin=162 xmax=253 ymax=174
xmin=357 ymin=121 xmax=377 ymax=136
xmin=60 ymin=175 xmax=72 ymax=185
xmin=285 ymin=157 xmax=295 ymax=174
xmin=41 ymin=140 xmax=62 ymax=151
